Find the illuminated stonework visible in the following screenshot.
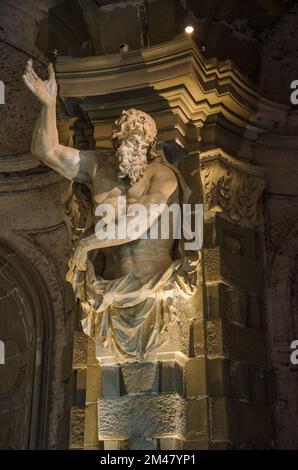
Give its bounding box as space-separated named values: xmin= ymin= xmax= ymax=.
xmin=50 ymin=35 xmax=276 ymax=451
xmin=200 ymin=149 xmax=265 ymax=227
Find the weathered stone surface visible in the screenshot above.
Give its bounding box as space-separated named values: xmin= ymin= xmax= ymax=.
xmin=210 ymin=397 xmax=229 ymax=441
xmin=229 ymin=401 xmax=274 ymax=447
xmin=185 ymin=398 xmax=209 ymax=440
xmin=229 ymin=362 xmax=250 ymax=401
xmin=103 ymin=440 xmax=124 ymax=450
xmin=69 ymin=408 xmax=85 ymax=449
xmin=185 ymin=357 xmax=207 ymax=398
xmin=207 ymin=283 xmax=248 ymax=326
xmin=129 ymin=438 xmax=157 ymax=450
xmin=207 ymin=319 xmax=267 ymax=366
xmin=73 ymin=331 xmax=88 ymax=368
xmin=98 ymin=394 xmax=186 ymax=440
xmin=207 ymin=358 xmax=229 ymax=397
xmin=183 ymin=439 xmax=209 ymax=450
xmin=191 ymin=318 xmax=205 ymax=356
xmin=161 ymin=361 xmax=184 ymax=395
xmin=204 ymin=247 xmax=263 ymax=292
xmin=121 ymin=362 xmax=159 ymax=394
xmin=84 ymin=403 xmax=100 ymax=449
xmin=102 ymin=366 xmax=121 ymax=398
xmin=86 ymin=364 xmax=102 ymax=403
xmin=160 ymin=438 xmax=183 ymax=450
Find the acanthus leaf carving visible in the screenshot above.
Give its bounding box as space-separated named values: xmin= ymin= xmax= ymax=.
xmin=200 ymin=149 xmax=265 ymax=227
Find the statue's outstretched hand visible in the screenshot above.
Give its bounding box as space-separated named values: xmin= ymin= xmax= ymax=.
xmin=22 ymin=59 xmax=57 ymax=106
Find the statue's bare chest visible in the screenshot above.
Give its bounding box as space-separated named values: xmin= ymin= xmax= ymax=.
xmin=91 ymin=162 xmax=148 ymax=208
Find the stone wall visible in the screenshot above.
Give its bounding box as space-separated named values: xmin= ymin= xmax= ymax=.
xmin=0 ymin=0 xmax=75 ymax=449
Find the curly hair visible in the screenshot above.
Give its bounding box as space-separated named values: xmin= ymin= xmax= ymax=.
xmin=112 ymin=109 xmax=158 ymax=155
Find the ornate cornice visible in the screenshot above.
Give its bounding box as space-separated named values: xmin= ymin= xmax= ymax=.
xmin=200 ymin=148 xmax=265 ymax=227
xmin=56 ymin=34 xmax=260 ymax=151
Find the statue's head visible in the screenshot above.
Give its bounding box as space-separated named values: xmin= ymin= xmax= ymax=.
xmin=112 ymin=109 xmax=158 ymax=185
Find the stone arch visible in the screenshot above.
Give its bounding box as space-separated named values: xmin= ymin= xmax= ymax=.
xmin=0 ymin=240 xmax=54 ymax=449
xmin=266 ymin=216 xmax=298 ymax=449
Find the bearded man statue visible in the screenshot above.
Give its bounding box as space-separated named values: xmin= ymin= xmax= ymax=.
xmin=23 ymin=60 xmax=199 ymax=363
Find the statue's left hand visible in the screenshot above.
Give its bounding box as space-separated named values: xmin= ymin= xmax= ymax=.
xmin=22 ymin=59 xmax=57 ymax=106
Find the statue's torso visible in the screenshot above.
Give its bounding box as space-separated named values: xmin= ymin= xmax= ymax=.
xmin=89 ymin=153 xmax=179 ymax=281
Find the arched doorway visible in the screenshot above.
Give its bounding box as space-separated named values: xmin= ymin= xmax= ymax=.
xmin=0 ymin=241 xmax=53 ymax=449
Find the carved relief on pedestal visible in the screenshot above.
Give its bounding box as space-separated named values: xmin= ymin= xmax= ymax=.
xmin=200 ymin=148 xmax=265 ymax=227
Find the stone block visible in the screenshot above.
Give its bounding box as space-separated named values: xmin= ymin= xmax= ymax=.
xmin=229 ymin=361 xmax=250 ymax=401
xmin=185 ymin=357 xmax=206 ymax=398
xmin=204 ymin=247 xmax=262 ymax=292
xmin=229 ymin=402 xmax=274 ymax=447
xmin=222 ymin=230 xmax=243 ymax=256
xmin=102 ymin=365 xmax=121 ymax=398
xmin=207 ymin=358 xmax=229 ymax=397
xmin=206 ymin=283 xmax=224 ymax=320
xmin=75 ymin=389 xmax=86 ymax=408
xmin=160 ymin=438 xmax=183 ymax=450
xmin=69 ymin=408 xmax=85 ymax=449
xmin=224 ymin=286 xmax=248 ymax=326
xmin=185 ymin=398 xmax=209 ymax=440
xmin=87 ymin=336 xmax=98 ymax=365
xmin=215 ymin=217 xmax=256 ymax=258
xmin=104 ymin=440 xmax=124 ymax=450
xmin=191 ymin=318 xmax=205 ymax=356
xmin=207 ymin=319 xmax=223 ymax=356
xmin=76 ymin=368 xmax=86 ymax=389
xmin=129 ymin=438 xmax=157 ymax=450
xmin=98 ymin=394 xmax=186 ymax=440
xmin=210 ymin=397 xmax=229 ymax=441
xmin=121 ymin=362 xmax=159 ymax=394
xmin=161 ymin=361 xmax=184 ymax=395
xmin=183 ymin=439 xmax=209 ymax=450
xmin=207 ymin=283 xmax=248 ymax=326
xmin=86 ymin=364 xmax=102 ymax=402
xmin=207 ymin=319 xmax=267 ymax=366
xmin=84 ymin=403 xmax=99 ymax=448
xmin=73 ymin=331 xmax=88 ymax=368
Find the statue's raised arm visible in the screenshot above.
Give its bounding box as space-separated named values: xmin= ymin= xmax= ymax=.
xmin=23 ymin=60 xmax=93 ymax=184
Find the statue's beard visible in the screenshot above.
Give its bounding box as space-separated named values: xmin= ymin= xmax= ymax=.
xmin=116 ymin=143 xmax=148 ymax=186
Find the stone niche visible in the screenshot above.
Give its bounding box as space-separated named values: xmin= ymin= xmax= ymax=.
xmin=0 ymin=242 xmax=52 ymax=449
xmin=56 ymin=34 xmax=274 ymax=450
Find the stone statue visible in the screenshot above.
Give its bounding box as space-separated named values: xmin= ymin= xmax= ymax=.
xmin=23 ymin=60 xmax=198 ymax=362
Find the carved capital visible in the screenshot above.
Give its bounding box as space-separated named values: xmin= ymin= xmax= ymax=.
xmin=200 ymin=149 xmax=265 ymax=227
